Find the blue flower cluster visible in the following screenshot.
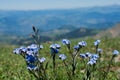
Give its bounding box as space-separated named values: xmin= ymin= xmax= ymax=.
xmin=74 ymin=41 xmax=87 ymax=51
xmin=50 ymin=44 xmax=61 ymax=54
xmin=87 ymin=54 xmax=99 ymax=65
xmin=79 ymin=52 xmax=99 ymax=65
xmin=13 ymin=44 xmax=44 ymax=70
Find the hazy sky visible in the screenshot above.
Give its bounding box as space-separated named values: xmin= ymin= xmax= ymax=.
xmin=0 ymin=0 xmax=120 ymax=10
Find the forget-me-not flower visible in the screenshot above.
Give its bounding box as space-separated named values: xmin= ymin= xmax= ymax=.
xmin=80 ymin=54 xmax=87 ymax=59
xmin=113 ymin=50 xmax=119 ymax=56
xmin=78 ymin=41 xmax=87 ymax=47
xmin=59 ymin=54 xmax=67 ymax=61
xmin=62 ymin=39 xmax=70 ymax=45
xmin=85 ymin=52 xmax=92 ymax=57
xmin=39 ymin=57 xmax=46 ymax=63
xmin=94 ymin=40 xmax=100 ymax=46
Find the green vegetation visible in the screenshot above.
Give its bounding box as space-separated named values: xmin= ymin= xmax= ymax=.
xmin=0 ymin=37 xmax=120 ymax=80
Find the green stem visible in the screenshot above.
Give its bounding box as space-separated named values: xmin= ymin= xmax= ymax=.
xmin=103 ymin=56 xmax=114 ymax=80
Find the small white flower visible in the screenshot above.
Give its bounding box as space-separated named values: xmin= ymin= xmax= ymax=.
xmin=59 ymin=54 xmax=67 ymax=61
xmin=113 ymin=50 xmax=119 ymax=56
xmin=39 ymin=57 xmax=46 ymax=63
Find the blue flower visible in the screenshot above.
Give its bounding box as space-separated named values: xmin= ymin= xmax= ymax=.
xmin=26 ymin=44 xmax=39 ymax=56
xmin=39 ymin=57 xmax=46 ymax=63
xmin=50 ymin=48 xmax=59 ymax=54
xmin=87 ymin=59 xmax=96 ymax=65
xmin=28 ymin=44 xmax=38 ymax=49
xmin=62 ymin=39 xmax=70 ymax=45
xmin=25 ymin=55 xmax=37 ymax=63
xmin=39 ymin=45 xmax=43 ymax=49
xmin=13 ymin=48 xmax=21 ymax=54
xmin=74 ymin=45 xmax=80 ymax=51
xmin=50 ymin=44 xmax=60 ymax=54
xmin=19 ymin=46 xmax=27 ymax=53
xmin=80 ymin=54 xmax=86 ymax=58
xmin=94 ymin=40 xmax=100 ymax=46
xmin=54 ymin=44 xmax=61 ymax=49
xmin=85 ymin=52 xmax=92 ymax=57
xmin=78 ymin=41 xmax=87 ymax=47
xmin=27 ymin=64 xmax=37 ymax=70
xmin=91 ymin=54 xmax=99 ymax=60
xmin=13 ymin=46 xmax=27 ymax=54
xmin=59 ymin=54 xmax=67 ymax=61
xmin=113 ymin=50 xmax=119 ymax=56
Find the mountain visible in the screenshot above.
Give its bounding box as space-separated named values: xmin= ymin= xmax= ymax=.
xmin=0 ymin=5 xmax=120 ymax=37
xmin=56 ymin=27 xmax=99 ymax=39
xmin=95 ymin=24 xmax=120 ymax=38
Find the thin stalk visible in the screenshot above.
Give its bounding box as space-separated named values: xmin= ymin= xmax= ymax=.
xmin=72 ymin=50 xmax=79 ymax=75
xmin=103 ymin=56 xmax=114 ymax=80
xmin=63 ymin=60 xmax=72 ymax=80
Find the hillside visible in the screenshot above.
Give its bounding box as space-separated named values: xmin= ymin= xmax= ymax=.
xmin=95 ymin=24 xmax=120 ymax=38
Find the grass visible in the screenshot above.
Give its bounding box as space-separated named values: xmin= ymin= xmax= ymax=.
xmin=0 ymin=37 xmax=120 ymax=80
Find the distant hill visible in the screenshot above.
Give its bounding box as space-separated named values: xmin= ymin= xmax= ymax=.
xmin=95 ymin=24 xmax=120 ymax=38
xmin=57 ymin=27 xmax=99 ymax=39
xmin=0 ymin=5 xmax=120 ymax=37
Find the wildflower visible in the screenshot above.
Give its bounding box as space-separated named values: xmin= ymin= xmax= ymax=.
xmin=28 ymin=44 xmax=38 ymax=49
xmin=94 ymin=40 xmax=100 ymax=46
xmin=25 ymin=55 xmax=37 ymax=63
xmin=50 ymin=44 xmax=56 ymax=49
xmin=85 ymin=52 xmax=92 ymax=57
xmin=62 ymin=39 xmax=70 ymax=45
xmin=113 ymin=50 xmax=119 ymax=56
xmin=26 ymin=50 xmax=34 ymax=56
xmin=97 ymin=48 xmax=102 ymax=53
xmin=87 ymin=59 xmax=96 ymax=65
xmin=50 ymin=44 xmax=60 ymax=54
xmin=39 ymin=45 xmax=43 ymax=49
xmin=78 ymin=41 xmax=87 ymax=47
xmin=19 ymin=46 xmax=27 ymax=53
xmin=59 ymin=54 xmax=67 ymax=61
xmin=54 ymin=44 xmax=61 ymax=49
xmin=13 ymin=48 xmax=21 ymax=54
xmin=27 ymin=64 xmax=37 ymax=70
xmin=91 ymin=54 xmax=99 ymax=61
xmin=74 ymin=45 xmax=80 ymax=51
xmin=28 ymin=44 xmax=38 ymax=51
xmin=80 ymin=54 xmax=86 ymax=58
xmin=39 ymin=57 xmax=46 ymax=63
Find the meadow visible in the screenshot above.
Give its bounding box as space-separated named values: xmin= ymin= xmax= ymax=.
xmin=0 ymin=27 xmax=119 ymax=80
xmin=0 ymin=35 xmax=120 ymax=80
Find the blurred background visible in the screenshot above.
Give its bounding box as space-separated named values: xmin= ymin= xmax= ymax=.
xmin=0 ymin=0 xmax=120 ymax=45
